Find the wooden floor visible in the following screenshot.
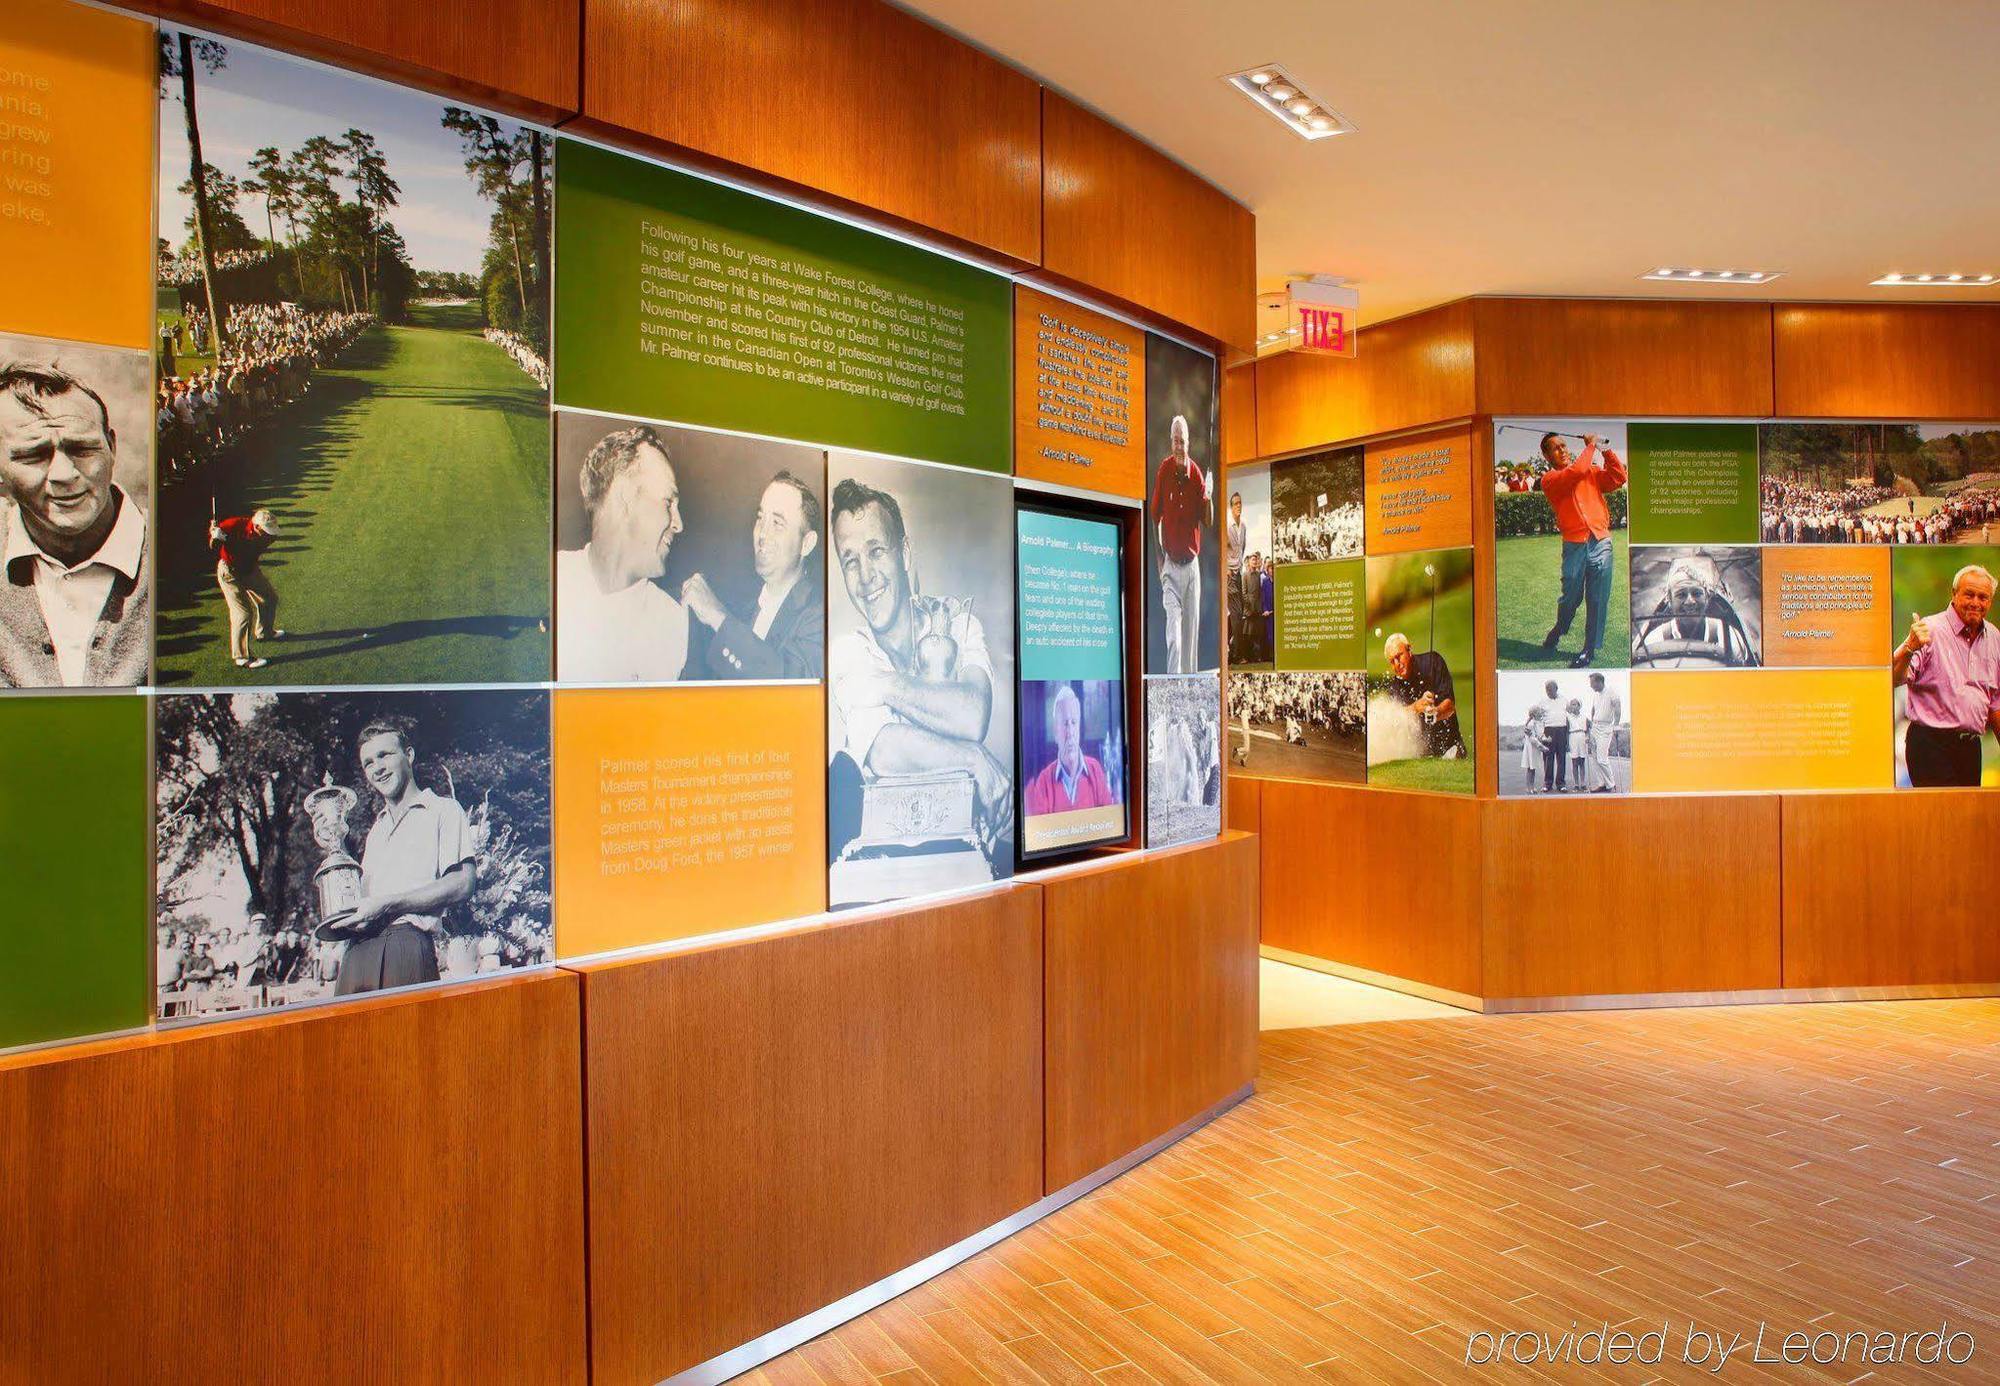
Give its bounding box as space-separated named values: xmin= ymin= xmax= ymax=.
xmin=741 ymin=999 xmax=2000 ymax=1383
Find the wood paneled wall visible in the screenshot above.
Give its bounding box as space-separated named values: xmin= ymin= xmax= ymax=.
xmin=1039 ymin=92 xmax=1257 ymax=356
xmin=1481 ymin=797 xmax=1783 ymax=1001
xmin=1471 ymin=298 xmax=1775 ymax=418
xmin=1225 ymin=773 xmax=1263 ymax=836
xmin=0 ymin=975 xmax=588 ymax=1385
xmin=1223 ymin=362 xmax=1259 ymax=465
xmin=1041 ymin=834 xmax=1259 ymax=1192
xmin=574 ymin=890 xmax=1046 ymax=1385
xmin=1773 ymin=305 xmax=2000 ymax=419
xmin=576 ymin=0 xmax=1043 ymax=263
xmin=1253 ymin=302 xmax=1476 ymax=457
xmin=1782 ymin=792 xmax=2000 ymax=989
xmin=1257 ymin=780 xmax=1483 ymax=997
xmin=147 ymin=0 xmax=579 ymax=119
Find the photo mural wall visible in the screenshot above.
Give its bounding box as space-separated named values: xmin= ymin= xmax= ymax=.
xmin=0 ymin=0 xmax=1220 ymax=1052
xmin=1493 ymin=418 xmax=2000 ymax=795
xmin=1225 ymin=426 xmax=1479 ymax=796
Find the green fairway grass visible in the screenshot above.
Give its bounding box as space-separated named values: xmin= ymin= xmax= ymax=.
xmin=1367 ymin=756 xmax=1473 ymax=795
xmin=1861 ymin=494 xmax=1946 ymax=519
xmin=1494 ymin=531 xmax=1630 ymax=670
xmin=155 ymin=302 xmax=551 ymax=685
xmin=1366 ymin=576 xmax=1476 ymax=796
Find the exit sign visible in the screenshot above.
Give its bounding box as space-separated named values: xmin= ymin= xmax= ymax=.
xmin=1288 ymin=278 xmax=1359 ymax=358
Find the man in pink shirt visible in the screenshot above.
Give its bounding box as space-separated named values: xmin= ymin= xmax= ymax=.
xmin=1893 ymin=563 xmax=1999 ymax=787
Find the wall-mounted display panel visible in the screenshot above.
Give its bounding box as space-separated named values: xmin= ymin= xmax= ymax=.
xmin=0 ymin=694 xmax=150 ymax=1049
xmin=1143 ymin=334 xmax=1221 ymax=675
xmin=1015 ymin=504 xmax=1129 ymax=860
xmin=0 ymin=0 xmax=157 ymax=351
xmin=1364 ymin=426 xmax=1473 ymax=556
xmin=0 ymin=331 xmax=154 ymax=688
xmin=1494 ymin=416 xmax=2000 ymax=796
xmin=1492 ymin=420 xmax=1630 ymax=671
xmin=1224 ymin=464 xmax=1271 ymax=669
xmin=1365 ymin=547 xmax=1475 ymax=795
xmin=1013 ymin=286 xmax=1144 ymax=499
xmin=554 ymin=412 xmax=826 ymax=684
xmin=826 ymin=452 xmax=1015 ymax=907
xmin=1892 ymin=545 xmax=2000 ymax=789
xmin=1144 ymin=672 xmax=1221 ymax=848
xmin=152 ymin=26 xmax=553 ymax=687
xmin=154 ymin=688 xmax=553 ymax=1021
xmin=554 ymin=138 xmax=1011 ymax=475
xmin=553 ymin=685 xmax=826 ymax=957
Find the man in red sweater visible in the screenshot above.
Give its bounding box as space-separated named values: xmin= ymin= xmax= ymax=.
xmin=210 ymin=507 xmax=285 ymax=669
xmin=1535 ymin=432 xmax=1626 ymax=668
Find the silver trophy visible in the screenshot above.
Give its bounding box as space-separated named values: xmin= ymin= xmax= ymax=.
xmin=304 ymin=774 xmax=363 ymax=937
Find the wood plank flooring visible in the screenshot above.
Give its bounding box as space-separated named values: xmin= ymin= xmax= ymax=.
xmin=739 ymin=999 xmax=2000 ymax=1382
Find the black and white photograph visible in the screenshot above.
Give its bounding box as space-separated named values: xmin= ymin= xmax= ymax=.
xmin=1630 ymin=546 xmax=1763 ymax=669
xmin=1146 ymin=672 xmax=1222 ymax=848
xmin=153 ymin=688 xmax=553 ymax=1020
xmin=556 ymin=412 xmax=827 ymax=683
xmin=1145 ymin=333 xmax=1221 ymax=675
xmin=0 ymin=331 xmax=153 ymax=688
xmin=1498 ymin=669 xmax=1632 ymax=797
xmin=1271 ymin=445 xmax=1364 ymax=563
xmin=1227 ymin=669 xmax=1364 ymax=784
xmin=826 ymin=452 xmax=1015 ymax=908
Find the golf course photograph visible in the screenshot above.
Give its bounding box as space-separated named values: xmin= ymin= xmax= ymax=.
xmin=153 ymin=29 xmax=552 ymax=686
xmin=1492 ymin=420 xmax=1631 ymax=672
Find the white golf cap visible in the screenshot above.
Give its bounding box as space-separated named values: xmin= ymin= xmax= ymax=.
xmin=251 ymin=508 xmax=279 ymax=534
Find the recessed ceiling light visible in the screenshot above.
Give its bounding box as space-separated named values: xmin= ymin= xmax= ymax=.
xmin=1641 ymin=266 xmax=1783 ymax=285
xmin=1873 ymin=271 xmax=1997 ymax=286
xmin=1224 ymin=64 xmax=1354 ymax=141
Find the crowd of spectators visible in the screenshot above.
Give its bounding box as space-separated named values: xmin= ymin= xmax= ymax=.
xmin=156 ymin=246 xmax=273 ymax=286
xmin=1760 ymin=478 xmax=2000 ymax=544
xmin=1229 ymin=670 xmax=1365 ymax=753
xmin=156 ymin=302 xmax=373 ymax=477
xmin=1273 ymin=501 xmax=1363 ymax=563
xmin=485 ymin=326 xmax=551 ymax=389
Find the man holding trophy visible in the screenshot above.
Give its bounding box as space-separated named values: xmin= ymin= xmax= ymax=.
xmin=315 ymin=721 xmax=475 ymax=996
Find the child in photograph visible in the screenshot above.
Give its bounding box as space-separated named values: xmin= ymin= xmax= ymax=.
xmin=1567 ymin=699 xmax=1588 ymax=788
xmin=1521 ymin=706 xmax=1547 ymax=793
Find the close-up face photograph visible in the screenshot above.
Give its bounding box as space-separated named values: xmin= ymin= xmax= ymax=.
xmin=8 ymin=0 xmax=2000 ymax=1381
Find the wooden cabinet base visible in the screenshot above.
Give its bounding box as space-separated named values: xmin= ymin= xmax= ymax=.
xmin=0 ymin=973 xmax=589 ymax=1385
xmin=1244 ymin=778 xmax=1996 ymax=1007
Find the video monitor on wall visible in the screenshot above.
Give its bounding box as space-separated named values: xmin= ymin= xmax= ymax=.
xmin=1015 ymin=502 xmax=1131 ymax=861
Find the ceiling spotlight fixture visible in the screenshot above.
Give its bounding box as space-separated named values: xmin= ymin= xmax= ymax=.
xmin=1225 ymin=64 xmax=1355 ymax=141
xmin=1640 ymin=266 xmax=1783 ymax=285
xmin=1874 ymin=271 xmax=1998 ymax=286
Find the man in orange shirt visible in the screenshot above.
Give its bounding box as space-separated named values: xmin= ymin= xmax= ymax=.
xmin=1535 ymin=432 xmax=1626 ymax=668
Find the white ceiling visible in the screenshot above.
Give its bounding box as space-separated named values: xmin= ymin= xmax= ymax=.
xmin=899 ymin=0 xmax=2000 ymax=326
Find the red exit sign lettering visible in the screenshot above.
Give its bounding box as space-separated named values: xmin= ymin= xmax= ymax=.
xmin=1297 ymin=304 xmax=1351 ymax=355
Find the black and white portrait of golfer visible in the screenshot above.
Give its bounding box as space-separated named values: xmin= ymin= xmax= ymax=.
xmin=0 ymin=332 xmax=153 ymax=688
xmin=826 ymin=452 xmax=1015 ymax=907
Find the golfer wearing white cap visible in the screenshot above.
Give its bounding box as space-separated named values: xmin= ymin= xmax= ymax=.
xmin=210 ymin=506 xmax=285 ymax=669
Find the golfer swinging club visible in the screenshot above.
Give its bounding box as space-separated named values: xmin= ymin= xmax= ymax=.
xmin=210 ymin=506 xmax=285 ymax=669
xmin=1532 ymin=430 xmax=1626 ymax=668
